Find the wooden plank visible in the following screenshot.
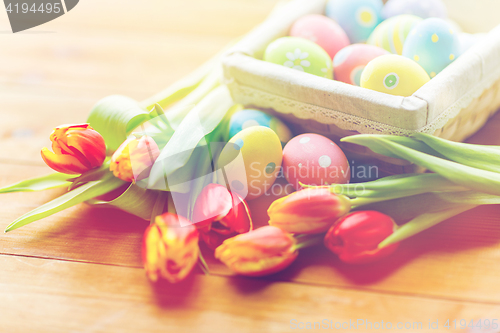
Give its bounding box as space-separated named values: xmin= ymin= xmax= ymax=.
xmin=2 ymin=164 xmax=500 ymax=304
xmin=0 ymin=254 xmax=498 ymax=333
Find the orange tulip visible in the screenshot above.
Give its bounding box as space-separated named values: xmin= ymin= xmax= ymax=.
xmin=215 ymin=226 xmax=298 ymax=276
xmin=110 ymin=135 xmax=160 ymax=183
xmin=41 ymin=124 xmax=106 ymax=174
xmin=268 ymin=187 xmax=351 ymax=234
xmin=142 ymin=213 xmax=199 ymax=283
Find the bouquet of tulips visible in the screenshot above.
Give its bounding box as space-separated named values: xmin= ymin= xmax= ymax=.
xmin=3 ymin=44 xmax=500 ymax=285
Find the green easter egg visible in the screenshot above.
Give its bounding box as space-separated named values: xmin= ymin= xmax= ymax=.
xmin=264 ymin=37 xmax=333 ymax=79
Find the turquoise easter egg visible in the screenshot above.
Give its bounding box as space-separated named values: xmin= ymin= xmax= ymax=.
xmin=228 ymin=109 xmax=292 ymax=144
xmin=367 ymin=14 xmax=423 ymax=54
xmin=402 ymin=18 xmax=460 ymax=78
xmin=264 ymin=37 xmax=333 ymax=79
xmin=325 ymin=0 xmax=383 ymax=43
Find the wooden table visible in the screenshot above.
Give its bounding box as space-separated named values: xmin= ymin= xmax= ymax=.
xmin=1 ymin=1 xmax=500 ymax=332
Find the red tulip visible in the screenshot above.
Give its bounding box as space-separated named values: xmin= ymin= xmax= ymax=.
xmin=324 ymin=210 xmax=400 ymax=264
xmin=110 ymin=135 xmax=160 ymax=183
xmin=193 ymin=183 xmax=252 ymax=249
xmin=41 ymin=124 xmax=106 ymax=174
xmin=268 ymin=187 xmax=351 ymax=234
xmin=142 ymin=213 xmax=199 ymax=283
xmin=215 ymin=226 xmax=298 ymax=276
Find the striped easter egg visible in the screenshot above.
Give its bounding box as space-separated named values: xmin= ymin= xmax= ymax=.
xmin=367 ymin=14 xmax=422 ymax=54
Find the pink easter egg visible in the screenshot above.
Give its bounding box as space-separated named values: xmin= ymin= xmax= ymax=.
xmin=289 ymin=14 xmax=350 ymax=59
xmin=333 ymin=44 xmax=389 ymax=86
xmin=282 ymin=133 xmax=350 ymax=189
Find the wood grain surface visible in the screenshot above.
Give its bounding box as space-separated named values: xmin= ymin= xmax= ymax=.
xmin=1 ymin=1 xmax=500 ymax=332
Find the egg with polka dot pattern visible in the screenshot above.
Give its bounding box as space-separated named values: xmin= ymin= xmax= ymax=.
xmin=325 ymin=0 xmax=383 ymax=43
xmin=217 ymin=126 xmax=282 ymax=200
xmin=360 ymin=54 xmax=430 ymax=96
xmin=228 ymin=109 xmax=292 ymax=144
xmin=402 ymin=18 xmax=460 ymax=78
xmin=382 ymin=0 xmax=447 ymax=20
xmin=333 ymin=44 xmax=389 ymax=86
xmin=289 ymin=14 xmax=350 ymax=59
xmin=282 ymin=133 xmax=350 ymax=190
xmin=264 ymin=37 xmax=333 ymax=78
xmin=367 ymin=14 xmax=423 ymax=54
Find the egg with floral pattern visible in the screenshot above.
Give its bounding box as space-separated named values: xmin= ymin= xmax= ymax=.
xmin=360 ymin=54 xmax=430 ymax=96
xmin=367 ymin=14 xmax=423 ymax=54
xmin=217 ymin=126 xmax=283 ymax=200
xmin=289 ymin=14 xmax=350 ymax=59
xmin=282 ymin=133 xmax=350 ymax=189
xmin=382 ymin=0 xmax=447 ymax=20
xmin=264 ymin=37 xmax=333 ymax=78
xmin=333 ymin=44 xmax=389 ymax=86
xmin=325 ymin=0 xmax=383 ymax=43
xmin=402 ymin=18 xmax=460 ymax=78
xmin=228 ymin=109 xmax=292 ymax=144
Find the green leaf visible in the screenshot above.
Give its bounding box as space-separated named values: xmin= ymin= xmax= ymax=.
xmin=341 ymin=136 xmax=500 ymax=197
xmin=165 ymin=69 xmax=221 ymax=129
xmin=329 ymin=173 xmax=464 ymax=199
xmin=0 ymin=172 xmax=73 ymax=193
xmin=87 ymin=95 xmax=151 ymax=152
xmin=411 ymin=132 xmax=500 ymax=173
xmin=150 ymin=191 xmax=169 ymax=222
xmin=87 ymin=183 xmax=159 ymax=220
xmin=68 ymin=160 xmax=111 ymax=191
xmin=378 ymin=204 xmax=477 ymax=247
xmin=147 ymin=86 xmax=234 ymax=190
xmin=5 ymin=175 xmax=126 ymax=232
xmin=341 ymin=134 xmax=446 ymax=160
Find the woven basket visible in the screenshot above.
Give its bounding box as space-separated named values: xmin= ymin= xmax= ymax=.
xmin=221 ymin=0 xmax=500 ymax=173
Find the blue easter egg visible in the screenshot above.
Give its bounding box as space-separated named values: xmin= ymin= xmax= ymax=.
xmin=402 ymin=18 xmax=460 ymax=78
xmin=325 ymin=0 xmax=383 ymax=43
xmin=228 ymin=109 xmax=292 ymax=144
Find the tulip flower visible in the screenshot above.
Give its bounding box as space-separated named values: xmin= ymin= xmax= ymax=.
xmin=268 ymin=187 xmax=351 ymax=234
xmin=142 ymin=212 xmax=200 ymax=283
xmin=215 ymin=226 xmax=298 ymax=276
xmin=110 ymin=135 xmax=160 ymax=183
xmin=41 ymin=124 xmax=106 ymax=174
xmin=193 ymin=183 xmax=252 ymax=249
xmin=324 ymin=210 xmax=400 ymax=264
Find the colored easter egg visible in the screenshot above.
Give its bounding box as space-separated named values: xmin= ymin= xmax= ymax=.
xmin=217 ymin=126 xmax=282 ymax=200
xmin=333 ymin=44 xmax=389 ymax=86
xmin=228 ymin=109 xmax=292 ymax=144
xmin=325 ymin=0 xmax=383 ymax=43
xmin=360 ymin=54 xmax=430 ymax=96
xmin=382 ymin=0 xmax=447 ymax=20
xmin=282 ymin=133 xmax=350 ymax=189
xmin=367 ymin=14 xmax=423 ymax=54
xmin=402 ymin=18 xmax=460 ymax=78
xmin=264 ymin=37 xmax=333 ymax=78
xmin=289 ymin=14 xmax=350 ymax=59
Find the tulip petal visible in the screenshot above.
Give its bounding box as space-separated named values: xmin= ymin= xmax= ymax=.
xmin=192 ymin=184 xmax=233 ymax=227
xmin=41 ymin=148 xmax=90 ymax=174
xmin=66 ymin=130 xmax=106 ymax=167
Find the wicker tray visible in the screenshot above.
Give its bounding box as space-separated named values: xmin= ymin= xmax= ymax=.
xmin=221 ymin=0 xmax=500 ymax=172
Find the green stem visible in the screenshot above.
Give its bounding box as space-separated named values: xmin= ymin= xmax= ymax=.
xmin=294 ymin=234 xmax=325 ymax=250
xmin=378 ymin=204 xmax=477 ymax=248
xmin=198 ymin=251 xmax=210 ymax=275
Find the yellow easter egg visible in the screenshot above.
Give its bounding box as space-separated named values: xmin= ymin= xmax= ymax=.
xmin=217 ymin=126 xmax=282 ymax=200
xmin=360 ymin=54 xmax=430 ymax=96
xmin=367 ymin=14 xmax=422 ymax=54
